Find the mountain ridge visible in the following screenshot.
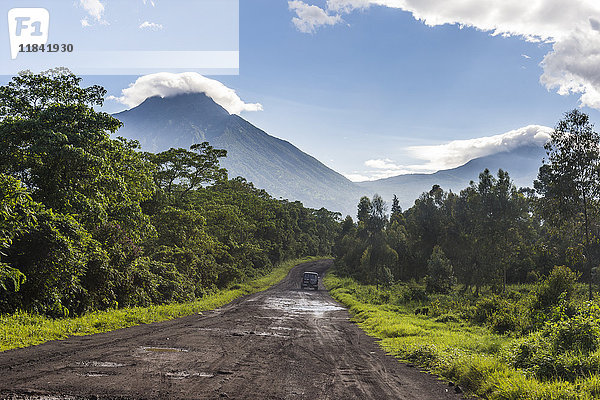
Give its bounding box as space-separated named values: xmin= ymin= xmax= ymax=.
xmin=113 ymin=93 xmax=546 ymax=216
xmin=114 ymin=93 xmax=359 ymax=214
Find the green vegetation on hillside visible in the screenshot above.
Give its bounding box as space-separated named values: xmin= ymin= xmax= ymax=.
xmin=333 ymin=109 xmax=600 ymax=397
xmin=0 ymin=69 xmax=340 ymax=317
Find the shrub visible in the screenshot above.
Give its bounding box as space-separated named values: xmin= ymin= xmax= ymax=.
xmin=507 ymin=302 xmax=600 ymax=381
xmin=470 ymin=295 xmax=504 ymax=325
xmin=424 ymin=245 xmax=455 ymax=294
xmin=401 ymin=280 xmax=429 ymax=302
xmin=533 ymin=265 xmax=579 ymax=311
xmin=549 ymin=312 xmax=600 ymax=354
xmin=490 ymin=309 xmax=518 ymax=335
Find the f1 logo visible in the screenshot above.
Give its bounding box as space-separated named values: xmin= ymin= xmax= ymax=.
xmin=8 ymin=8 xmax=49 ymax=60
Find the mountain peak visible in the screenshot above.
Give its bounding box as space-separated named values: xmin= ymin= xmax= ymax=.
xmin=123 ymin=92 xmax=231 ymax=118
xmin=114 ymin=93 xmax=357 ymax=214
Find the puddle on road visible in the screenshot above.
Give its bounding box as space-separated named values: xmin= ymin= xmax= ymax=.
xmin=263 ymin=296 xmax=344 ymax=316
xmin=165 ymin=371 xmax=214 ymax=379
xmin=197 ymin=327 xmax=289 ymax=338
xmin=8 ymin=397 xmax=78 ymax=400
xmin=74 ymin=361 xmax=125 ymax=368
xmin=142 ymin=347 xmax=189 ymax=353
xmin=76 ymin=372 xmax=109 ymax=377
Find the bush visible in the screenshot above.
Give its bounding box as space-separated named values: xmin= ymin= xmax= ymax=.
xmin=533 ymin=265 xmax=579 ymax=311
xmin=401 ymin=280 xmax=429 ymax=302
xmin=550 ymin=310 xmax=600 ymax=354
xmin=424 ymin=245 xmax=454 ymax=294
xmin=470 ymin=295 xmax=504 ymax=325
xmin=489 ymin=309 xmax=518 ymax=335
xmin=507 ymin=302 xmax=600 ymax=381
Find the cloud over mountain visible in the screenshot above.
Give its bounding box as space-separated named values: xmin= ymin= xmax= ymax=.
xmin=290 ymin=0 xmax=600 ymax=110
xmin=348 ymin=125 xmax=552 ymax=181
xmin=110 ymin=72 xmax=263 ymax=115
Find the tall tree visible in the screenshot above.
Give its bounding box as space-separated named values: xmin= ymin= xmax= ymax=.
xmin=149 ymin=143 xmax=227 ymax=202
xmin=0 ymin=68 xmax=155 ymax=240
xmin=391 ymin=195 xmax=402 ymax=222
xmin=357 ymin=196 xmax=372 ymax=224
xmin=535 ymin=110 xmax=600 ymax=299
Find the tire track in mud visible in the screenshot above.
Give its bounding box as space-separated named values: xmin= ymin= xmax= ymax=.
xmin=0 ymin=259 xmax=463 ymax=399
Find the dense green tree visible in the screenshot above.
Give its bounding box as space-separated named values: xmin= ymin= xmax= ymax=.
xmin=148 ymin=143 xmax=227 ymax=202
xmin=336 ymin=170 xmax=535 ymax=293
xmin=357 ymin=196 xmax=372 ymax=223
xmin=404 ymin=185 xmax=446 ymax=277
xmin=0 ymin=69 xmax=155 ymax=242
xmin=391 ymin=194 xmax=402 ymax=223
xmin=425 ymin=245 xmax=454 ymax=293
xmin=535 ymin=110 xmax=600 ymax=299
xmin=0 ymin=174 xmax=32 ymax=292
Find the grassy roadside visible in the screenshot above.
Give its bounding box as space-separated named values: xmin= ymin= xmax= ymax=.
xmin=0 ymin=256 xmax=326 ymax=352
xmin=324 ymin=272 xmax=600 ymax=400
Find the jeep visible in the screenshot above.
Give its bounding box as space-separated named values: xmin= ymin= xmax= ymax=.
xmin=301 ymin=271 xmax=319 ymax=290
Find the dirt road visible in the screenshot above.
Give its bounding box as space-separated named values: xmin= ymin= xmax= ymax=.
xmin=0 ymin=260 xmax=463 ymax=399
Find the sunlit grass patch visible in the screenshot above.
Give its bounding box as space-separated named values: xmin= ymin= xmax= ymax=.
xmin=0 ymin=256 xmax=326 ymax=352
xmin=324 ymin=271 xmax=599 ymax=400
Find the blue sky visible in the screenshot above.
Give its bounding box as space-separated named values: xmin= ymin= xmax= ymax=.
xmin=4 ymin=0 xmax=600 ymax=180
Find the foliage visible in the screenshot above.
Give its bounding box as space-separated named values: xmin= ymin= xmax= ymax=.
xmin=325 ymin=271 xmax=600 ymax=400
xmin=535 ymin=109 xmax=600 ymax=299
xmin=0 ymin=174 xmax=33 ymax=292
xmin=532 ymin=265 xmax=579 ymax=311
xmin=335 ymin=169 xmax=532 ymax=293
xmin=425 ymin=245 xmax=454 ymax=293
xmin=0 ymin=257 xmax=322 ymax=352
xmin=0 ymin=70 xmax=340 ymax=316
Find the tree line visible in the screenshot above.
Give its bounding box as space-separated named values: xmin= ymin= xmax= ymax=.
xmin=0 ymin=69 xmax=341 ymax=317
xmin=335 ymin=109 xmax=600 ymax=296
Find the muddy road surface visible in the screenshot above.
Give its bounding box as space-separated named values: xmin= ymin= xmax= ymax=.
xmin=0 ymin=260 xmax=463 ymax=399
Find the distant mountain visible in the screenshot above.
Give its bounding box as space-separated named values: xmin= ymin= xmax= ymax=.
xmin=113 ymin=94 xmax=359 ymax=214
xmin=113 ymin=93 xmax=546 ymax=217
xmin=358 ymin=145 xmax=546 ymax=209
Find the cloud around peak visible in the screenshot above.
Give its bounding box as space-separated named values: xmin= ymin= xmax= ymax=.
xmin=406 ymin=125 xmax=552 ymax=172
xmin=110 ymin=72 xmax=263 ymax=115
xmin=346 ymin=125 xmax=553 ymax=182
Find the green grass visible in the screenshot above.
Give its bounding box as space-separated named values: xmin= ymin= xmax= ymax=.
xmin=324 ymin=272 xmax=600 ymax=400
xmin=0 ymin=256 xmax=327 ymax=352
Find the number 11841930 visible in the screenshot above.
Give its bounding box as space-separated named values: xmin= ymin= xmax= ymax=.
xmin=19 ymin=43 xmax=74 ymax=53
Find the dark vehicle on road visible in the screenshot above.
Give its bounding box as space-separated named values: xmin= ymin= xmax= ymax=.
xmin=301 ymin=271 xmax=319 ymax=290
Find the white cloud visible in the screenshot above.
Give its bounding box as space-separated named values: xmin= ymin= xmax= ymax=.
xmin=139 ymin=21 xmax=163 ymax=31
xmin=407 ymin=125 xmax=552 ymax=172
xmin=364 ymin=158 xmax=401 ymax=169
xmin=541 ymin=28 xmax=600 ymax=109
xmin=344 ymin=173 xmax=373 ymax=181
xmin=79 ymin=0 xmax=105 ymax=21
xmin=347 ymin=125 xmax=553 ymax=181
xmin=109 ymin=72 xmax=263 ymax=115
xmin=292 ymin=0 xmax=600 ymax=110
xmin=81 ymin=18 xmax=91 ymax=28
xmin=521 ymin=54 xmax=531 ymax=59
xmin=288 ymin=0 xmax=343 ymax=33
xmin=143 ymin=0 xmax=156 ymax=6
